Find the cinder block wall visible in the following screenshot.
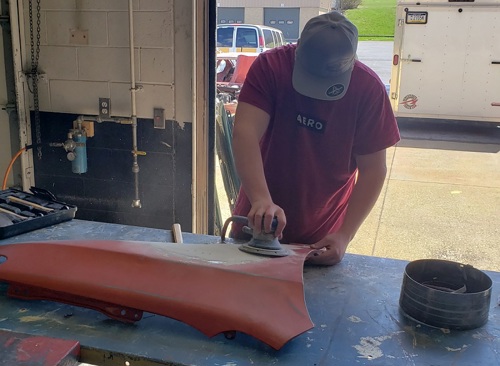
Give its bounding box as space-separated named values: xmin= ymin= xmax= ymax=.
xmin=21 ymin=0 xmax=196 ymax=231
xmin=32 ymin=0 xmax=177 ymax=120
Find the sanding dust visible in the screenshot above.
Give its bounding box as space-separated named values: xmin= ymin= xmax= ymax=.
xmin=19 ymin=315 xmax=46 ymax=322
xmin=147 ymin=242 xmax=290 ymax=265
xmin=348 ymin=315 xmax=363 ymax=323
xmin=353 ymin=332 xmax=404 ymax=360
xmin=354 ymin=335 xmax=391 ymax=359
xmin=446 ymin=345 xmax=469 ymax=352
xmin=19 ymin=315 xmax=94 ymax=329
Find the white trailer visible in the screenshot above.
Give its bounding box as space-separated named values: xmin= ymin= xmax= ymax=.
xmin=389 ymin=0 xmax=500 ymax=124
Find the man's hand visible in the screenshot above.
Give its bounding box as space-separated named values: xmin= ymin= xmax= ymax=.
xmin=306 ymin=231 xmax=350 ymax=266
xmin=247 ymin=200 xmax=286 ymax=238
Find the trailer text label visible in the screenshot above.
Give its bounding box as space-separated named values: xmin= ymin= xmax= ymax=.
xmin=405 ymin=11 xmax=428 ymax=24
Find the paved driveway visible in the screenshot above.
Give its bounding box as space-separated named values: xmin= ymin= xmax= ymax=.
xmin=357 ymin=40 xmax=394 ymax=85
xmin=348 ymin=121 xmax=500 ymax=272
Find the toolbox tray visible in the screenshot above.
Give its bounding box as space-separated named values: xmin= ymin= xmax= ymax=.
xmin=0 ymin=187 xmax=77 ymax=239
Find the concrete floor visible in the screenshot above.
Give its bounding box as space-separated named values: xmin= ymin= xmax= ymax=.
xmin=216 ymin=41 xmax=500 ymax=272
xmin=347 ymin=121 xmax=500 ymax=272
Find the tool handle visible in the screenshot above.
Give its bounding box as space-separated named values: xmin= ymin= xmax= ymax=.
xmin=0 ymin=206 xmax=26 ymax=219
xmin=220 ymin=215 xmax=248 ymax=242
xmin=271 ymin=217 xmax=278 ymax=231
xmin=7 ymin=196 xmax=53 ymax=212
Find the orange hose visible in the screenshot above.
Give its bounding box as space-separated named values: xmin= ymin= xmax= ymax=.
xmin=2 ymin=147 xmax=26 ymax=190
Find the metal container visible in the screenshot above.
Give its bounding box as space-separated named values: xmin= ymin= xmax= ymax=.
xmin=399 ymin=259 xmax=492 ymax=330
xmin=72 ymin=131 xmax=87 ymax=174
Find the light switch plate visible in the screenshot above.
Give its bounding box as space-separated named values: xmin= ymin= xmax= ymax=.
xmin=154 ymin=108 xmax=165 ymax=129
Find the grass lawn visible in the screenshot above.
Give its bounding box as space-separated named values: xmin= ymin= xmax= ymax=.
xmin=344 ymin=0 xmax=397 ymax=40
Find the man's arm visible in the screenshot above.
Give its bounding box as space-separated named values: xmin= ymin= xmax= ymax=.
xmin=232 ymin=102 xmax=286 ymax=236
xmin=308 ymin=149 xmax=388 ymax=265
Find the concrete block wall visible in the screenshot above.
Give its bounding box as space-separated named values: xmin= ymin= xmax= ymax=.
xmin=27 ymin=0 xmax=176 ymax=120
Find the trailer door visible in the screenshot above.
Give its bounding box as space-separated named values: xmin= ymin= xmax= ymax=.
xmin=390 ymin=1 xmax=500 ymax=123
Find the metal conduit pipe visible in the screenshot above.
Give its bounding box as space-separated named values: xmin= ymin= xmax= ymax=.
xmin=76 ymin=115 xmax=133 ymax=125
xmin=128 ymin=0 xmax=141 ymax=208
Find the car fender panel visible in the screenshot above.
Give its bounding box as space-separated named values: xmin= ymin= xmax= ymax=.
xmin=0 ymin=240 xmax=314 ymax=350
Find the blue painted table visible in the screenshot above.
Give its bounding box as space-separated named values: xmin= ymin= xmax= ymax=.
xmin=0 ymin=219 xmax=498 ymax=365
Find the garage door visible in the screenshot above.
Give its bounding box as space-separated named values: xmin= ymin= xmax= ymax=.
xmin=264 ymin=8 xmax=299 ymax=42
xmin=218 ymin=7 xmax=244 ymax=24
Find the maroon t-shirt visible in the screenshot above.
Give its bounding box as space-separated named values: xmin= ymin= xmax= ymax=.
xmin=232 ymin=44 xmax=400 ymax=244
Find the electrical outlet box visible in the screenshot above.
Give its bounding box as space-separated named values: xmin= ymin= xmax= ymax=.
xmin=99 ymin=98 xmax=111 ymax=119
xmin=154 ymin=108 xmax=165 ymax=129
xmin=69 ymin=29 xmax=89 ymax=45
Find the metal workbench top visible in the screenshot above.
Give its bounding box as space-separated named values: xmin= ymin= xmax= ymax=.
xmin=0 ymin=220 xmax=498 ymax=365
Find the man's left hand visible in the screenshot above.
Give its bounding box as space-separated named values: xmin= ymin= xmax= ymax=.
xmin=306 ymin=232 xmax=350 ymax=266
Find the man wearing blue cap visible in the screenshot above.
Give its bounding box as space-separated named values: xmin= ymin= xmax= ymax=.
xmin=231 ymin=11 xmax=400 ymax=265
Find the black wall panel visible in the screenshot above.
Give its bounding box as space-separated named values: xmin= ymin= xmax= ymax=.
xmin=32 ymin=112 xmax=192 ymax=231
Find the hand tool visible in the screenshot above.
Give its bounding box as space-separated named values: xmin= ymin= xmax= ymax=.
xmin=20 ymin=211 xmax=38 ymax=217
xmin=220 ymin=215 xmax=290 ymax=257
xmin=7 ymin=196 xmax=53 ymax=212
xmin=28 ymin=186 xmax=58 ymax=201
xmin=46 ymin=202 xmax=70 ymax=210
xmin=239 ymin=217 xmax=290 ymax=257
xmin=16 ymin=193 xmax=68 ymax=210
xmin=0 ymin=203 xmax=22 ymax=214
xmin=19 ymin=195 xmax=50 ymax=206
xmin=0 ymin=206 xmax=27 ymax=220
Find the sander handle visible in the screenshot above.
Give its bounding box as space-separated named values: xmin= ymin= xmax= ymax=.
xmin=220 ymin=215 xmax=248 ymax=242
xmin=220 ymin=215 xmax=279 ymax=242
xmin=247 ymin=217 xmax=278 ymax=241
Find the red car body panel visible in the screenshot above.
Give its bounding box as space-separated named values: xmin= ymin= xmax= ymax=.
xmin=0 ymin=240 xmax=313 ymax=350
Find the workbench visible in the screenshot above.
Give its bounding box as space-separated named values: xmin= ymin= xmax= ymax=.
xmin=0 ymin=219 xmax=498 ymax=366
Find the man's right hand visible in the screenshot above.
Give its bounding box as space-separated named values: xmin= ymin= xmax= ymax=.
xmin=247 ymin=200 xmax=286 ymax=238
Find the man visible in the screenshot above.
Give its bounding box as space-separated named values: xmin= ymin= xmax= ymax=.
xmin=231 ymin=11 xmax=400 ymax=265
